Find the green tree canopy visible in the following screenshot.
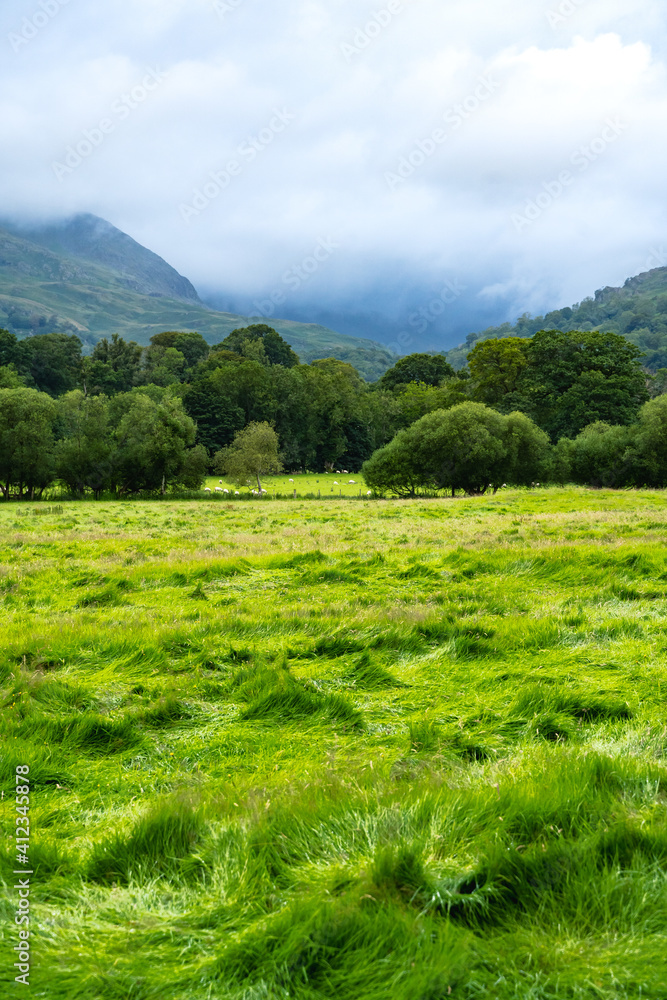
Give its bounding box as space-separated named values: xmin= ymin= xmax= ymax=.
xmin=87 ymin=334 xmax=142 ymax=394
xmin=468 ymin=336 xmax=530 ymax=409
xmin=215 ymin=324 xmax=300 ymax=368
xmin=17 ymin=333 xmax=83 ymax=396
xmin=631 ymin=394 xmax=667 ymax=487
xmin=0 ymin=387 xmax=57 ymax=499
xmin=55 ymin=391 xmax=114 ymax=498
xmin=363 ymin=402 xmax=550 ymax=497
xmin=565 ymin=421 xmax=635 ymax=488
xmin=113 ymin=393 xmax=199 ymax=494
xmin=521 ymin=330 xmax=649 ymax=440
xmin=214 ymin=421 xmax=283 ymax=491
xmin=148 ymin=331 xmax=210 ymax=369
xmin=0 ymin=364 xmax=27 ymax=388
xmin=0 ymin=329 xmax=20 ymax=368
xmin=379 ymin=352 xmax=455 ymax=390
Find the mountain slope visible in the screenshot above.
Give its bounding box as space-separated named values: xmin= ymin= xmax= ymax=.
xmin=1 ymin=214 xmax=201 ymax=303
xmin=0 ymin=216 xmax=396 ymax=381
xmin=447 ymin=266 xmax=667 ymax=371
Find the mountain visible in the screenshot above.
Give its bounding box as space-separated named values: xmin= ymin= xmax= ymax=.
xmin=1 ymin=214 xmax=201 ymax=303
xmin=0 ymin=214 xmax=396 ymax=381
xmin=447 ymin=265 xmax=667 ymax=371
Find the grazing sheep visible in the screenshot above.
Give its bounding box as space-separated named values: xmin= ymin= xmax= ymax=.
xmin=215 ymin=487 xmax=223 ymax=492
xmin=367 ymin=491 xmax=372 ymax=496
xmin=235 ymin=491 xmax=240 ymax=495
xmin=204 ymin=488 xmax=211 ymax=492
xmin=348 ymin=480 xmax=355 ymax=484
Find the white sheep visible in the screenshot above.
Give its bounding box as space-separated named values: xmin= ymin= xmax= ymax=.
xmin=367 ymin=491 xmax=372 ymax=496
xmin=235 ymin=491 xmax=240 ymax=495
xmin=289 ymin=478 xmax=294 ymax=482
xmin=215 ymin=487 xmax=223 ymax=492
xmin=334 ymin=481 xmax=339 ymax=485
xmin=204 ymin=487 xmax=211 ymax=492
xmin=223 ymin=489 xmax=229 ymax=493
xmin=348 ymin=480 xmax=355 ymax=484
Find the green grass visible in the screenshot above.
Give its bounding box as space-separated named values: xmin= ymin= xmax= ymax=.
xmin=204 ymin=471 xmax=369 ymax=497
xmin=2 ymin=486 xmax=667 ymax=997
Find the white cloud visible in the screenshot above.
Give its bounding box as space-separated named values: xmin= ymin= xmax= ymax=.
xmin=1 ymin=0 xmax=666 ymax=346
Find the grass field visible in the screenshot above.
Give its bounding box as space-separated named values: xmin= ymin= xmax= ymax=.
xmin=2 ymin=487 xmax=667 ymax=998
xmin=204 ymin=472 xmax=369 ymax=498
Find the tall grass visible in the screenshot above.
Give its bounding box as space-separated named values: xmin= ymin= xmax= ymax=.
xmin=1 ymin=488 xmax=667 ymax=997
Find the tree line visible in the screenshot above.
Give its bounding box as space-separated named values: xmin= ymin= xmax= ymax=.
xmin=1 ymin=322 xmax=664 ymax=499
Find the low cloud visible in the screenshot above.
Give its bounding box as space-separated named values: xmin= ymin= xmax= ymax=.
xmin=1 ymin=0 xmax=666 ymax=348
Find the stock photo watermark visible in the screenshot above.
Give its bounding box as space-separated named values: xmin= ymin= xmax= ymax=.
xmin=385 ymin=75 xmax=501 ymax=191
xmin=179 ymin=108 xmax=296 ymax=223
xmin=213 ymin=0 xmax=246 ymax=18
xmin=385 ymin=278 xmax=467 ymax=354
xmin=8 ymin=0 xmax=72 ymax=54
xmin=546 ymin=0 xmax=587 ymax=29
xmin=340 ymin=0 xmax=409 ymax=63
xmin=51 ymin=67 xmax=168 ymax=181
xmin=642 ymin=246 xmax=667 ymax=271
xmin=13 ymin=765 xmax=32 ymax=986
xmin=512 ymin=117 xmax=628 ymax=232
xmin=251 ymin=237 xmax=340 ymax=318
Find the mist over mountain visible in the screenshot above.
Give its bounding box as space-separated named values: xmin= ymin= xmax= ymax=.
xmin=202 ymin=276 xmax=510 ymax=356
xmin=0 ymin=214 xmax=201 ymax=304
xmin=0 ymin=213 xmax=396 ymax=380
xmin=447 ymin=263 xmax=667 ymax=370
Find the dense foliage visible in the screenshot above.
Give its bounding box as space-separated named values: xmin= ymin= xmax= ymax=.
xmin=363 ymin=403 xmax=550 ymax=496
xmin=448 ymin=265 xmax=667 ymax=372
xmin=0 ymin=386 xmax=206 ymax=500
xmin=467 ymin=329 xmax=649 ymax=440
xmin=0 ymin=324 xmax=662 ymax=498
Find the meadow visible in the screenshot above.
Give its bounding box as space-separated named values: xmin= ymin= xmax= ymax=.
xmin=1 ymin=487 xmax=667 ymax=999
xmin=203 ymin=472 xmax=369 ymax=498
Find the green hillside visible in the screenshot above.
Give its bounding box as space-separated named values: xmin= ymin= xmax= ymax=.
xmin=448 ymin=265 xmax=667 ymax=370
xmin=0 ymin=216 xmax=396 ymax=381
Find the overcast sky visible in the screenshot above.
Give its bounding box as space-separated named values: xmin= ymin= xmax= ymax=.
xmin=2 ymin=0 xmax=667 ymax=349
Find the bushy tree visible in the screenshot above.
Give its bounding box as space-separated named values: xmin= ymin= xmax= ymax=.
xmin=361 ymin=428 xmax=431 ymax=497
xmin=468 ymin=337 xmax=530 ymax=409
xmin=503 ymin=410 xmax=552 ymax=486
xmin=86 ymin=334 xmax=142 ymax=394
xmin=55 ymin=391 xmax=114 ymax=498
xmin=16 ymin=333 xmax=83 ymax=396
xmin=214 ymin=422 xmax=282 ymax=491
xmin=363 ymin=402 xmax=550 ymax=497
xmin=113 ymin=393 xmax=200 ymax=494
xmin=0 ymin=365 xmax=27 ymax=388
xmin=0 ymin=387 xmax=57 ymax=499
xmin=379 ymin=352 xmax=455 ymax=390
xmin=148 ymin=331 xmax=210 ymax=369
xmin=182 ymin=374 xmax=245 ymax=452
xmin=0 ymin=329 xmax=20 ymax=368
xmin=522 ymin=330 xmax=648 ymax=440
xmin=178 ymin=444 xmax=209 ymax=490
xmin=216 ymin=324 xmax=299 ymax=368
xmin=566 ymin=422 xmax=635 ymax=488
xmin=631 ymin=394 xmax=667 ymax=486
